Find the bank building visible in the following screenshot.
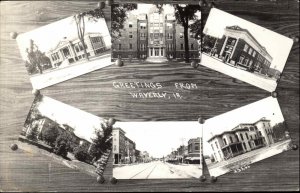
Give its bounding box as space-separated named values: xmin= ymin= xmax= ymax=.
xmin=112 ymin=5 xmax=199 ymax=62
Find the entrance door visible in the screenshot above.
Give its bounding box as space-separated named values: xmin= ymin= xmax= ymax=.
xmin=154 ymin=48 xmax=159 ymax=56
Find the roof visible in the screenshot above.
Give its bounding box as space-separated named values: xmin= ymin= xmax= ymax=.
xmin=225 ymin=25 xmax=272 ymax=59
xmin=207 ymin=117 xmax=270 ymax=143
xmin=48 ymin=32 xmax=102 ymax=53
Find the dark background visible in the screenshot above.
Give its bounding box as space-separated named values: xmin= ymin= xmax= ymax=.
xmin=0 ymin=0 xmax=299 ymax=191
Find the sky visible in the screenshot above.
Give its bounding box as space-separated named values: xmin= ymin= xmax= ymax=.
xmin=203 ymin=8 xmax=293 ymax=71
xmin=130 ymin=4 xmax=201 ymax=19
xmin=202 ymin=96 xmax=285 ymax=156
xmin=35 ymin=96 xmax=105 ymax=143
xmin=16 ymin=15 xmax=110 ymax=60
xmin=114 ymin=121 xmax=201 ymax=158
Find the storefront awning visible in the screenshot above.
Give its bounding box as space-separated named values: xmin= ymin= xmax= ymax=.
xmin=190 ymin=157 xmax=201 ymax=160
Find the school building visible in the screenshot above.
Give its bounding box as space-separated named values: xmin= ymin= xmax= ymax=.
xmin=112 ymin=5 xmax=199 ymax=61
xmin=46 ymin=33 xmax=107 ymax=68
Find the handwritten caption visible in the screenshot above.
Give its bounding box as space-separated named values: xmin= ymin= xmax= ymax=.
xmin=112 ymin=82 xmax=198 ymax=100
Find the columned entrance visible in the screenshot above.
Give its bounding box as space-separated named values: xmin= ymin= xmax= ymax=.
xmin=148 ymin=47 xmax=165 ymax=57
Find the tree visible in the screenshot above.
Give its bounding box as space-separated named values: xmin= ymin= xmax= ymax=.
xmin=111 ymin=3 xmax=137 ymax=43
xmin=73 ymin=7 xmax=106 ymax=61
xmin=42 ymin=125 xmax=60 ymax=146
xmin=26 ymin=125 xmax=39 ymax=141
xmin=74 ymin=145 xmax=92 ymax=163
xmin=54 ymin=132 xmax=72 ymax=157
xmin=89 ymin=122 xmax=113 ymax=160
xmin=174 ymin=4 xmax=201 ymax=63
xmin=25 ymin=39 xmax=51 ymax=75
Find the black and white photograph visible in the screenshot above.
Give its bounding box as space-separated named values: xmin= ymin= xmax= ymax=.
xmin=16 ymin=8 xmax=112 ymax=89
xmin=203 ymin=96 xmax=293 ymax=177
xmin=18 ymin=94 xmax=113 ymax=177
xmin=201 ymin=8 xmax=293 ymax=92
xmin=112 ymin=3 xmax=201 ymax=64
xmin=112 ymin=122 xmax=203 ymax=179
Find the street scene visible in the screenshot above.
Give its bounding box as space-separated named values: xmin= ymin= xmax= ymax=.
xmin=112 ymin=122 xmax=203 ymax=179
xmin=16 ymin=8 xmax=112 ymax=89
xmin=201 ymin=8 xmax=293 ymax=92
xmin=203 ymin=96 xmax=292 ymax=177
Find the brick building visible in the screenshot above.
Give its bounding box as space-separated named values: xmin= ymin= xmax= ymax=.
xmin=113 ymin=5 xmax=199 ymax=61
xmin=187 ymin=137 xmax=201 ymax=164
xmin=204 ymin=25 xmax=274 ymax=74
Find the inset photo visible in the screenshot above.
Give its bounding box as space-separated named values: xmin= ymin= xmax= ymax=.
xmin=203 ymin=96 xmax=293 ymax=177
xmin=18 ymin=94 xmax=113 ymax=178
xmin=201 ymin=8 xmax=293 ymax=92
xmin=112 ymin=3 xmax=201 ymax=64
xmin=112 ymin=122 xmax=203 ymax=179
xmin=16 ymin=8 xmax=112 ymax=89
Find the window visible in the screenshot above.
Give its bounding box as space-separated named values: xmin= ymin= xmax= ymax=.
xmin=211 ymin=144 xmax=214 ymax=151
xmin=129 ymin=44 xmax=132 ymax=49
xmin=223 ymin=138 xmax=227 ymax=145
xmin=249 ymin=60 xmax=253 ymax=67
xmin=248 ymin=47 xmax=253 ymax=55
xmin=195 ymin=143 xmax=200 ymax=151
xmin=230 ymin=136 xmax=233 ymax=143
xmin=140 ymin=23 xmax=146 ymax=29
xmin=191 ymin=43 xmax=194 ymax=50
xmin=246 ymin=133 xmax=249 ymax=140
xmin=239 ymin=55 xmax=245 ymax=63
xmin=129 ymin=32 xmax=133 ymax=39
xmin=180 ymin=33 xmax=183 ymax=38
xmin=215 ymin=142 xmax=219 ymax=149
xmin=167 ymin=33 xmax=173 ymax=39
xmin=181 ymin=43 xmax=184 ymax=50
xmin=244 ymin=58 xmax=249 ymax=65
xmin=118 ymin=44 xmax=121 ymax=50
xmin=252 ymin=51 xmax=256 ymax=57
xmin=235 ymin=134 xmax=240 ymax=142
xmin=243 ymin=44 xmax=249 ymax=52
xmin=248 ymin=142 xmax=252 ymax=148
xmin=128 ymin=22 xmax=133 ymax=28
xmin=240 ymin=133 xmax=244 ymax=141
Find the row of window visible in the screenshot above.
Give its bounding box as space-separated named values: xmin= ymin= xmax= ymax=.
xmin=243 ymin=44 xmax=257 ymax=58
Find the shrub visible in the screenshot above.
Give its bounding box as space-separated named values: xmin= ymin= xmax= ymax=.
xmin=42 ymin=126 xmax=60 ymax=147
xmin=74 ymin=146 xmax=90 ymax=162
xmin=54 ymin=132 xmax=71 ymax=157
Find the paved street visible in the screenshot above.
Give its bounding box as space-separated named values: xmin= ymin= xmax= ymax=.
xmin=201 ymin=53 xmax=277 ymax=92
xmin=113 ymin=161 xmax=202 ymax=179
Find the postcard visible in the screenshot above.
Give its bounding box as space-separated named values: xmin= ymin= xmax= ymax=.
xmin=18 ymin=94 xmax=112 ymax=178
xmin=201 ymin=8 xmax=293 ymax=92
xmin=203 ymin=96 xmax=292 ymax=177
xmin=111 ymin=3 xmax=201 ymax=63
xmin=16 ymin=8 xmax=112 ymax=89
xmin=112 ymin=121 xmax=203 ymax=179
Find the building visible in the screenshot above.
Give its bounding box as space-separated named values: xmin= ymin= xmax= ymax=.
xmin=112 ymin=5 xmax=199 ymax=60
xmin=47 ymin=33 xmax=107 ymax=68
xmin=208 ymin=117 xmax=275 ymax=163
xmin=112 ymin=127 xmax=136 ymax=164
xmin=21 ymin=116 xmax=92 ymax=151
xmin=125 ymin=136 xmax=136 ymax=163
xmin=186 ymin=137 xmax=201 ymax=164
xmin=205 ymin=25 xmax=273 ymax=74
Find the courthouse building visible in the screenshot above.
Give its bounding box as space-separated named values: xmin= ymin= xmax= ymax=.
xmin=206 ymin=25 xmax=273 ymax=74
xmin=208 ymin=117 xmax=275 ymax=162
xmin=112 ymin=6 xmax=199 ymax=60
